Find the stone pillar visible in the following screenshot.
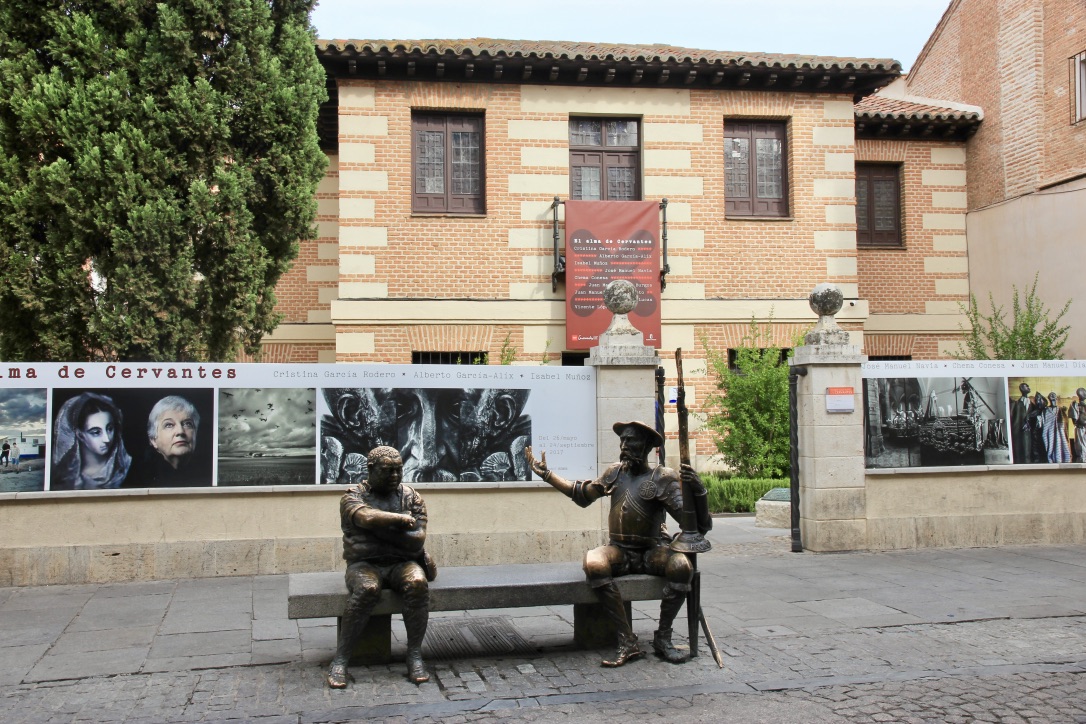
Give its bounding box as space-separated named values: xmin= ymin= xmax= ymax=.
xmin=587 ymin=280 xmax=661 ymax=473
xmin=793 ymin=284 xmax=868 ymax=552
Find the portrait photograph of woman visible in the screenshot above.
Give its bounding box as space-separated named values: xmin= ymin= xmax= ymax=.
xmin=51 ymin=391 xmax=132 ymax=490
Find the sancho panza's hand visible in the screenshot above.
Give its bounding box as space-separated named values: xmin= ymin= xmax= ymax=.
xmin=680 ymin=463 xmax=707 ymax=497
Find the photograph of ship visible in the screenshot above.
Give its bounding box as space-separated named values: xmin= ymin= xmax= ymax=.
xmin=864 ymin=376 xmax=1010 ymax=469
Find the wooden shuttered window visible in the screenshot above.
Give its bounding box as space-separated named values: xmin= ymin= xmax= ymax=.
xmin=724 ymin=121 xmax=788 ymax=217
xmin=569 ymin=118 xmax=640 ymax=201
xmin=856 ymin=164 xmax=903 ymax=247
xmin=412 ymin=113 xmax=484 ymax=214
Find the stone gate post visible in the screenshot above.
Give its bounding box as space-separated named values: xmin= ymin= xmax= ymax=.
xmin=792 ymin=284 xmax=869 ymax=552
xmin=587 ymin=280 xmax=661 ymax=473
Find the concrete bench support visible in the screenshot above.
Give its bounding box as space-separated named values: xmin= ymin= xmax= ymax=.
xmin=288 ymin=562 xmax=679 ymax=664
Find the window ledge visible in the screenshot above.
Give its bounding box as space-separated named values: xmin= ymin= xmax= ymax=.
xmin=858 ymin=244 xmax=906 ymax=250
xmin=410 ymin=213 xmax=488 ymax=219
xmin=725 ymin=215 xmax=794 ymax=222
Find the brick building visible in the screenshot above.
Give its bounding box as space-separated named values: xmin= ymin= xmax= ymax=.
xmin=255 ymin=38 xmax=994 ymax=467
xmin=898 ymin=0 xmax=1085 ymax=357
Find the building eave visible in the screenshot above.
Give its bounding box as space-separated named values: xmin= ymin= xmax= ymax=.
xmin=315 ymin=39 xmax=901 ymax=99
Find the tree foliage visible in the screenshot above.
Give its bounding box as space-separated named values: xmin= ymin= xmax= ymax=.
xmin=953 ymin=273 xmax=1071 ymax=360
xmin=703 ymin=318 xmax=795 ymax=479
xmin=0 ymin=0 xmax=327 ymax=361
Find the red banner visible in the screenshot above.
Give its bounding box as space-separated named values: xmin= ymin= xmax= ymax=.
xmin=564 ymin=200 xmax=661 ymax=349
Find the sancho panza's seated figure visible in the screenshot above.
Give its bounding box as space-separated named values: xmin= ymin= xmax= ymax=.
xmin=526 ymin=420 xmax=711 ymax=667
xmin=328 ymin=445 xmax=436 ymax=688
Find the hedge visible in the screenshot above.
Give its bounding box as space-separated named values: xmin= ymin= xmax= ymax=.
xmin=702 ymin=474 xmax=784 ymax=514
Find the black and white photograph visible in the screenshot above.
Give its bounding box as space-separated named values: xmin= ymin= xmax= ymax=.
xmin=217 ymin=388 xmax=318 ymax=486
xmin=320 ymin=387 xmax=532 ymax=484
xmin=0 ymin=388 xmax=46 ymax=493
xmin=864 ymin=376 xmax=1010 ymax=468
xmin=1007 ymin=376 xmax=1086 ymax=464
xmin=49 ymin=388 xmax=215 ymax=490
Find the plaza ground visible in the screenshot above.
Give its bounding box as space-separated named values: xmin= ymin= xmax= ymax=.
xmin=2 ymin=517 xmax=1086 ymax=722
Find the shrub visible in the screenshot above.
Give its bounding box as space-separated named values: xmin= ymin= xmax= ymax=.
xmin=702 ymin=474 xmax=783 ymax=514
xmin=703 ymin=317 xmax=798 ymax=479
xmin=954 ymin=273 xmax=1071 ymax=360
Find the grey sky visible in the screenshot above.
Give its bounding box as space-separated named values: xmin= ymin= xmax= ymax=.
xmin=0 ymin=389 xmax=46 ymax=433
xmin=311 ymin=0 xmax=951 ymax=72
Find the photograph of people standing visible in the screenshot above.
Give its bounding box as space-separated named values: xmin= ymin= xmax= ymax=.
xmin=1008 ymin=377 xmax=1086 ymax=466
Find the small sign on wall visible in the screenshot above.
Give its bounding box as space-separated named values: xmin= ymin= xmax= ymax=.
xmin=825 ymin=387 xmax=855 ymax=413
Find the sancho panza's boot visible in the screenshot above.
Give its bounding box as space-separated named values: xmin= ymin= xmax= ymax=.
xmin=652 ymin=587 xmax=688 ymax=664
xmin=402 ymin=604 xmax=431 ymax=684
xmin=327 ymin=606 xmax=370 ymax=688
xmin=595 ymin=581 xmax=643 ymax=667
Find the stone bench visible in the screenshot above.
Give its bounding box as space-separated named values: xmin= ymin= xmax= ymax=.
xmin=288 ymin=562 xmax=699 ymax=663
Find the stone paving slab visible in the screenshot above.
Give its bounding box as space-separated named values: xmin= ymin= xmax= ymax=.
xmin=94 ymin=581 xmax=177 ymax=599
xmin=24 ymin=645 xmax=150 ymax=683
xmin=157 ymin=610 xmax=254 ymax=636
xmin=66 ymin=595 xmax=172 ymax=633
xmin=49 ymin=626 xmax=159 ymax=655
xmin=149 ymin=629 xmax=253 ymax=659
xmin=253 ymin=619 xmax=300 ymax=641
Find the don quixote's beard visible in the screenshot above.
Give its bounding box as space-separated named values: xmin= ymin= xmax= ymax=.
xmin=619 ymin=450 xmax=645 ymax=471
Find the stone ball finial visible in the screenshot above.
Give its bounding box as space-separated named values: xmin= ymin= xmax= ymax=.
xmin=603 ymin=279 xmax=638 ymax=315
xmin=808 ymin=283 xmax=844 ymax=317
xmin=804 ymin=283 xmax=850 ymax=347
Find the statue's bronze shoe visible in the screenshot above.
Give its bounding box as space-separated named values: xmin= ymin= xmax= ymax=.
xmin=652 ymin=628 xmax=688 ymax=664
xmin=406 ymin=649 xmax=430 ymax=683
xmin=601 ymin=634 xmax=643 ymax=667
xmin=327 ymin=662 xmax=349 ymax=689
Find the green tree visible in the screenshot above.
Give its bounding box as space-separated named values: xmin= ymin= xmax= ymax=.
xmin=703 ymin=318 xmax=795 ymax=479
xmin=0 ymin=0 xmax=327 ymax=361
xmin=953 ymin=273 xmax=1071 ymax=360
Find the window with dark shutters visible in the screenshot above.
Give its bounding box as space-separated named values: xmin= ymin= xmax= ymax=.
xmin=412 ymin=113 xmax=484 ymax=214
xmin=724 ymin=121 xmax=789 ymax=217
xmin=856 ymin=164 xmax=903 ymax=247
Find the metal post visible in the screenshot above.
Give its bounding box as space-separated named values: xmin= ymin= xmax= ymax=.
xmin=789 ymin=365 xmax=808 ymax=553
xmin=550 ymin=196 xmax=565 ymax=292
xmin=659 ymin=198 xmax=670 ymax=289
xmin=655 ymin=365 xmax=666 ymax=464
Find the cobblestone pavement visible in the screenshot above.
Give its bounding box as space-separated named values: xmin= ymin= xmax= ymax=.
xmin=3 ymin=520 xmax=1086 ymax=722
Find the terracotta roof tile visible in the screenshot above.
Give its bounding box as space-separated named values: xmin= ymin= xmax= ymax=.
xmin=855 ymin=95 xmax=981 ymax=121
xmin=317 ymin=38 xmax=901 ymax=72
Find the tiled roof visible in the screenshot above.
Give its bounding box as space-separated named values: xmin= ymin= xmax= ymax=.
xmin=855 ymin=95 xmax=981 ymax=121
xmin=317 ymin=38 xmax=901 ymax=72
xmin=853 ymin=94 xmax=982 ymax=140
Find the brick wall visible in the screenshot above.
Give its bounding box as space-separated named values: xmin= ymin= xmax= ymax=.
xmin=907 ymin=0 xmax=1086 ymax=208
xmin=272 ymin=153 xmax=339 ymax=330
xmin=1043 ymin=0 xmax=1086 ymax=185
xmin=328 ymin=81 xmax=865 ymax=333
xmin=856 ymin=140 xmax=969 ymax=325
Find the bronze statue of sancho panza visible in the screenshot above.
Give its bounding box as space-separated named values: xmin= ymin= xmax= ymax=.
xmin=328 ymin=445 xmax=436 ymax=688
xmin=526 ymin=420 xmax=712 ymax=666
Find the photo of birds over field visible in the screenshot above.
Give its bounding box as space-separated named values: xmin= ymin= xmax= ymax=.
xmin=216 ymin=388 xmax=317 ymax=486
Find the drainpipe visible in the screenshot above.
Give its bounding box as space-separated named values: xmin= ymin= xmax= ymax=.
xmin=789 ymin=365 xmax=808 ymax=553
